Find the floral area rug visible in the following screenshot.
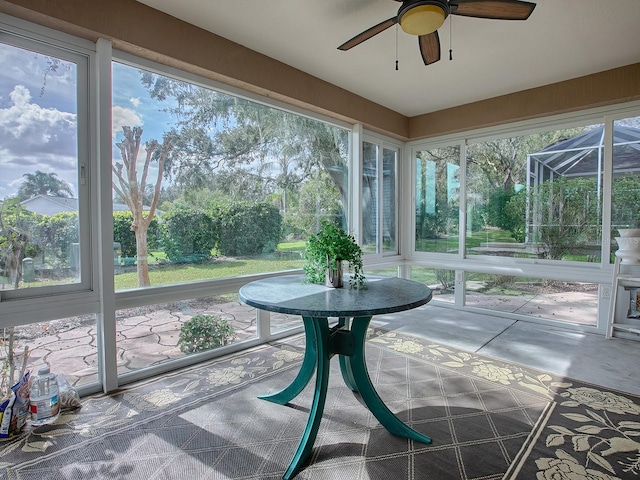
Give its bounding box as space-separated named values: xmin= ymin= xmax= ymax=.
xmin=1 ymin=328 xmax=639 ymax=479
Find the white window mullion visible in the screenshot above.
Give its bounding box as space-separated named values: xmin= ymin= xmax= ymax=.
xmin=95 ymin=38 xmax=118 ymax=393
xmin=456 ymin=141 xmax=467 ymax=307
xmin=351 ymin=124 xmax=363 ymax=241
xmin=377 ymin=146 xmax=384 ymax=254
xmin=601 ymin=115 xmax=614 ymax=265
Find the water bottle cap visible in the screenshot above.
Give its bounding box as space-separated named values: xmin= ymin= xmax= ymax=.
xmin=38 ymin=366 xmax=50 ymax=375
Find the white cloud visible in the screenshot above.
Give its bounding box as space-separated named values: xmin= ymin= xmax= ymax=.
xmin=0 ymin=85 xmax=76 ymax=140
xmin=112 ymin=105 xmax=142 ymax=136
xmin=0 ymin=85 xmax=79 ymax=197
xmin=130 ymin=97 xmax=141 ymax=107
xmin=0 ymin=85 xmax=76 ymax=155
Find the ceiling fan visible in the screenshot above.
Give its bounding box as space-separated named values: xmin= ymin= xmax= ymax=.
xmin=338 ymin=0 xmax=536 ymax=66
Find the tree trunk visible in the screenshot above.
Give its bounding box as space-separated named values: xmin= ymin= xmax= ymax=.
xmin=134 ymin=225 xmax=151 ymax=287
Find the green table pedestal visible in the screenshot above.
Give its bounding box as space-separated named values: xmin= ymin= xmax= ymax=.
xmin=259 ymin=316 xmax=432 ymax=480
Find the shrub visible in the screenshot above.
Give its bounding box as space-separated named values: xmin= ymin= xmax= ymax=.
xmin=178 ymin=314 xmax=236 ymax=354
xmin=210 ymin=201 xmax=281 ymax=256
xmin=161 ymin=208 xmax=216 ymax=262
xmin=436 ymin=269 xmax=455 ymax=291
xmin=113 ymin=211 xmax=160 ymax=259
xmin=35 ymin=212 xmax=78 ymax=264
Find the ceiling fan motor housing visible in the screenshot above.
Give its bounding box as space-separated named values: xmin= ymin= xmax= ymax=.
xmin=398 ymin=0 xmax=450 ymax=36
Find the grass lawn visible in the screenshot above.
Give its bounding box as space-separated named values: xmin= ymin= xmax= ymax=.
xmin=415 ymin=228 xmax=517 ymax=253
xmin=21 ymin=231 xmax=603 ymax=293
xmin=114 ymin=244 xmax=306 ymax=290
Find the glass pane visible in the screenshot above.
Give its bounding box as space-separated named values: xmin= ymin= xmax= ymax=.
xmin=1 ymin=315 xmax=99 ymax=397
xmin=362 ymin=142 xmax=378 ymax=254
xmin=466 ymin=125 xmax=603 ymax=262
xmin=269 ymin=310 xmax=303 ymax=334
xmin=611 ymin=115 xmax=640 ymax=252
xmin=0 ymin=41 xmax=80 ymax=290
xmin=115 ymin=295 xmax=256 ymax=374
xmin=410 ymin=266 xmax=455 ymax=303
xmin=415 ymin=146 xmax=460 ymax=253
xmin=465 ymin=274 xmax=597 ymax=326
xmin=364 ymin=266 xmax=398 ymax=277
xmin=382 ymin=148 xmax=397 ymax=254
xmin=112 ymin=62 xmax=349 ymax=290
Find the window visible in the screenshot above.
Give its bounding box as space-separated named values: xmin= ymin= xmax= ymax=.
xmin=0 ymin=18 xmax=98 ymax=396
xmin=466 ymin=125 xmax=604 ymax=262
xmin=0 ymin=25 xmax=91 ymax=300
xmin=362 ymin=139 xmax=398 ymax=255
xmin=415 ymin=145 xmax=460 ymax=254
xmin=611 ymin=115 xmax=640 ymax=238
xmin=111 ymin=60 xmax=350 ymax=291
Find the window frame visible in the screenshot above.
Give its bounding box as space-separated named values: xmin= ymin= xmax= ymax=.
xmin=0 ymin=15 xmax=98 ymax=323
xmin=406 ymin=102 xmax=640 ymax=334
xmin=361 ymin=133 xmax=402 ymax=260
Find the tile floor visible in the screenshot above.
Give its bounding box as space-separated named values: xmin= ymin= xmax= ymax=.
xmin=372 ymin=302 xmax=640 ymax=396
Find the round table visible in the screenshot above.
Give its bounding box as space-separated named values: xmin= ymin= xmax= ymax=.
xmin=239 ymin=274 xmax=433 ymax=479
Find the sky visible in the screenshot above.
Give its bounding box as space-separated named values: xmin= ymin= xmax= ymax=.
xmin=0 ymin=41 xmax=172 ymax=200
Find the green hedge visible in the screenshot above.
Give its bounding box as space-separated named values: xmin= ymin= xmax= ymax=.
xmin=210 ymin=201 xmax=281 ymax=256
xmin=161 ymin=208 xmax=216 ymax=262
xmin=113 ymin=211 xmax=160 ymax=259
xmin=36 ymin=212 xmax=78 ymax=264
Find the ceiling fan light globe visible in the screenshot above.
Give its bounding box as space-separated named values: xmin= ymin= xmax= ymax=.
xmin=400 ymin=4 xmax=446 ymax=36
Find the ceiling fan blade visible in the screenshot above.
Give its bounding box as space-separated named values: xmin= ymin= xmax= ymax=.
xmin=419 ymin=31 xmax=441 ymax=65
xmin=450 ymin=0 xmax=536 ymax=20
xmin=338 ymin=17 xmax=398 ymax=51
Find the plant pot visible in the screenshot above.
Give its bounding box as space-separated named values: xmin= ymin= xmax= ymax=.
xmin=325 ymin=259 xmax=343 ymax=288
xmin=617 ymin=228 xmax=640 ymax=238
xmin=615 ymin=236 xmax=640 ymax=264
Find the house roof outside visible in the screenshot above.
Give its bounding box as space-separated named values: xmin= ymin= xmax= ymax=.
xmin=19 ymin=195 xmax=79 ymax=216
xmin=19 ymin=195 xmax=152 ymax=216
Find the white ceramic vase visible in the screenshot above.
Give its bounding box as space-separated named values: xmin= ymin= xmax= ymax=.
xmin=615 ymin=230 xmax=640 ymax=264
xmin=618 ymin=228 xmax=640 ymax=238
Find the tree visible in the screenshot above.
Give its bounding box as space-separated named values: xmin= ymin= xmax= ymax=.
xmin=17 ymin=170 xmax=73 ymax=200
xmin=296 ymin=170 xmax=341 ymax=236
xmin=416 ymin=147 xmax=460 ymax=240
xmin=466 ymin=128 xmax=587 ymax=239
xmin=140 ymin=73 xmax=349 ymax=226
xmin=0 ymin=199 xmax=31 ymax=288
xmin=112 ymin=126 xmax=173 ymax=287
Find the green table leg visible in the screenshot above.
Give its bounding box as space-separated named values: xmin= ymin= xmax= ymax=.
xmin=347 ymin=318 xmax=432 ymax=445
xmin=338 ymin=317 xmax=358 ymax=391
xmin=258 ymin=316 xmax=318 ymax=405
xmin=283 ymin=317 xmax=331 ymax=480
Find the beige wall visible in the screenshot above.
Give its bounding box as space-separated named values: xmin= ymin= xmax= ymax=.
xmin=2 ymin=0 xmax=639 ymax=141
xmin=410 ymin=63 xmax=640 ymax=139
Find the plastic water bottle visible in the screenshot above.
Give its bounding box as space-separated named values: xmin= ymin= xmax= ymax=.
xmin=30 ymin=366 xmax=60 ymax=426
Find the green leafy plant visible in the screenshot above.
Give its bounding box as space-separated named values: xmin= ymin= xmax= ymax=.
xmin=178 ymin=314 xmax=236 ymax=354
xmin=303 ymin=220 xmax=365 ymax=288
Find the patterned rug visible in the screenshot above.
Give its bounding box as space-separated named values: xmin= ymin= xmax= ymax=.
xmin=1 ymin=328 xmax=639 ymax=479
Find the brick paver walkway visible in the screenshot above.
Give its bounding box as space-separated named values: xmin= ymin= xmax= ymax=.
xmin=7 ymin=300 xmax=299 ymax=388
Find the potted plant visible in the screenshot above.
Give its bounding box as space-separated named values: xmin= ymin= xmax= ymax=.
xmin=303 ymin=220 xmax=365 ymax=288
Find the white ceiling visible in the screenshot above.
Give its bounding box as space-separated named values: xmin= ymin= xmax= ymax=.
xmin=137 ymin=0 xmax=640 ymax=117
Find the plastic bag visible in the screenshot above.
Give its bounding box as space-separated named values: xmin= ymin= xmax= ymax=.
xmin=0 ymin=371 xmax=30 ymax=437
xmin=57 ymin=374 xmax=81 ymax=411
